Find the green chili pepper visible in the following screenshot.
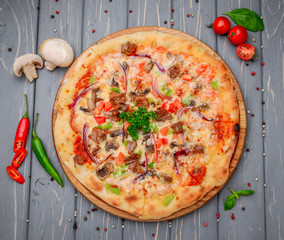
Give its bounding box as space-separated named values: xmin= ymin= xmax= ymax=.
xmin=32 ymin=113 xmax=63 ymax=187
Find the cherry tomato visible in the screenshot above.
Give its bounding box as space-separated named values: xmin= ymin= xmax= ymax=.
xmin=236 ymin=43 xmax=255 ymax=60
xmin=212 ymin=16 xmax=231 ymax=35
xmin=228 ymin=26 xmax=248 ymax=45
xmin=6 ymin=166 xmax=25 ymax=184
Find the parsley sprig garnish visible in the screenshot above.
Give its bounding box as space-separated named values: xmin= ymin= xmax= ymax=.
xmin=119 ymin=108 xmax=157 ymax=141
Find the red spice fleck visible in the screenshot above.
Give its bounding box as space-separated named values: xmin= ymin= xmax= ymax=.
xmin=105 ymin=10 xmax=108 ymax=13
xmin=56 ymin=11 xmax=59 ymax=14
xmin=261 ymin=62 xmax=265 ymax=66
xmin=216 ymin=213 xmax=220 ymax=218
xmin=104 ymin=228 xmax=107 ymax=231
xmin=171 ymin=9 xmax=175 ymax=13
xmin=248 ymin=182 xmax=251 ymax=187
xmin=187 ymin=14 xmax=190 ymax=17
xmin=152 ymin=233 xmax=155 ymax=237
xmin=129 ymin=10 xmax=133 ymax=13
xmin=92 ymin=29 xmax=95 ymax=33
xmin=203 ymin=222 xmax=207 ymax=227
xmin=256 ymin=87 xmax=260 ymax=91
xmin=231 ymin=213 xmax=235 ymax=220
xmin=55 ymin=0 xmax=58 ymax=2
xmin=251 ymin=71 xmax=255 ymax=76
xmin=171 ymin=22 xmax=174 ymax=26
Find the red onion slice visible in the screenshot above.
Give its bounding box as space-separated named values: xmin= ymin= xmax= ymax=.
xmin=173 ymin=157 xmax=180 ymax=175
xmin=122 ymin=119 xmax=125 ymax=143
xmin=145 ymin=153 xmax=148 ymax=172
xmin=195 ymin=111 xmax=213 ymax=121
xmin=132 ymin=53 xmax=151 ymax=59
xmin=152 ymin=78 xmax=172 ymax=100
xmin=83 ymin=123 xmax=99 ymax=164
xmin=69 ymin=83 xmax=96 ymax=109
xmin=154 ymin=61 xmax=166 ymax=73
xmin=118 ymin=63 xmax=127 ymax=92
xmin=151 ymin=133 xmax=158 ymax=161
xmin=133 ymin=173 xmax=145 ymax=184
xmin=177 ymin=106 xmax=193 ymax=119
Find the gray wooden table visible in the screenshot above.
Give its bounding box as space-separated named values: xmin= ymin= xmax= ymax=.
xmin=0 ymin=0 xmax=283 ymax=239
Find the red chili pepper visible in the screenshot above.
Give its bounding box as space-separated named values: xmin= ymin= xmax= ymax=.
xmin=13 ymin=95 xmax=29 ymax=152
xmin=11 ymin=148 xmax=27 ymax=169
xmin=6 ymin=166 xmax=25 ymax=184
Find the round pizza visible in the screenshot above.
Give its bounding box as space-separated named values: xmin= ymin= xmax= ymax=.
xmin=53 ymin=29 xmax=240 ymax=220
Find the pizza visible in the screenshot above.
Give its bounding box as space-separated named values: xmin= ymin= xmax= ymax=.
xmin=53 ymin=29 xmax=240 ymax=219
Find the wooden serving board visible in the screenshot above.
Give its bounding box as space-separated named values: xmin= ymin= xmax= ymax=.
xmin=52 ymin=26 xmax=246 ymax=222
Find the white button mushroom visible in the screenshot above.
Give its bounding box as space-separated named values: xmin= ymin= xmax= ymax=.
xmin=13 ymin=54 xmax=43 ymax=82
xmin=39 ymin=38 xmax=74 ymax=71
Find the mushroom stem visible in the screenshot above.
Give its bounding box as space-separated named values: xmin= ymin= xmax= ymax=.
xmin=45 ymin=61 xmax=57 ymax=71
xmin=22 ymin=65 xmax=39 ymax=82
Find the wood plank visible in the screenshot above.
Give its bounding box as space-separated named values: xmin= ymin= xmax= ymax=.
xmin=216 ymin=1 xmax=265 ymax=239
xmin=74 ymin=0 xmax=127 ymax=239
xmin=0 ymin=0 xmax=38 ymax=239
xmin=123 ymin=1 xmax=172 ymax=239
xmin=261 ymin=0 xmax=284 ymax=239
xmin=170 ymin=0 xmax=218 ymax=239
xmin=27 ymin=0 xmax=84 ymax=239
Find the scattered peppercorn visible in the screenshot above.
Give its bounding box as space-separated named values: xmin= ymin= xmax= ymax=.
xmin=73 ymin=221 xmax=78 ymax=230
xmin=246 ymin=63 xmax=249 ymax=67
xmin=56 ymin=11 xmax=59 ymax=14
xmin=51 ymin=15 xmax=55 ymax=19
xmin=87 ymin=211 xmax=90 ymax=214
xmin=262 ymin=122 xmax=266 ymax=125
xmin=92 ymin=208 xmax=97 ymax=212
xmin=195 ymin=0 xmax=199 ymax=2
xmin=251 ymin=71 xmax=255 ymax=76
xmin=109 ymin=0 xmax=112 ymax=2
xmin=50 ymin=177 xmax=54 ymax=181
xmin=262 ymin=101 xmax=265 ymax=105
xmin=261 ymin=62 xmax=265 ymax=66
xmin=248 ymin=182 xmax=251 ymax=187
xmin=37 ymin=6 xmax=40 ymax=10
xmin=105 ymin=10 xmax=108 ymax=13
xmin=164 ymin=20 xmax=167 ymax=24
xmin=96 ymin=227 xmax=100 ymax=231
xmin=8 ymin=48 xmax=12 ymax=52
xmin=129 ymin=10 xmax=133 ymax=13
xmin=256 ymin=87 xmax=260 ymax=91
xmin=246 ymin=148 xmax=250 ymax=152
xmin=251 ymin=113 xmax=254 ymax=117
xmin=83 ymin=217 xmax=87 ymax=221
xmin=242 ymin=207 xmax=245 ymax=211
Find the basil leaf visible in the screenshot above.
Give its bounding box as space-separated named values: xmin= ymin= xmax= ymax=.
xmin=236 ymin=190 xmax=255 ymax=196
xmin=223 ymin=8 xmax=264 ymax=32
xmin=224 ymin=194 xmax=236 ymax=211
xmin=229 ymin=187 xmax=239 ymax=199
